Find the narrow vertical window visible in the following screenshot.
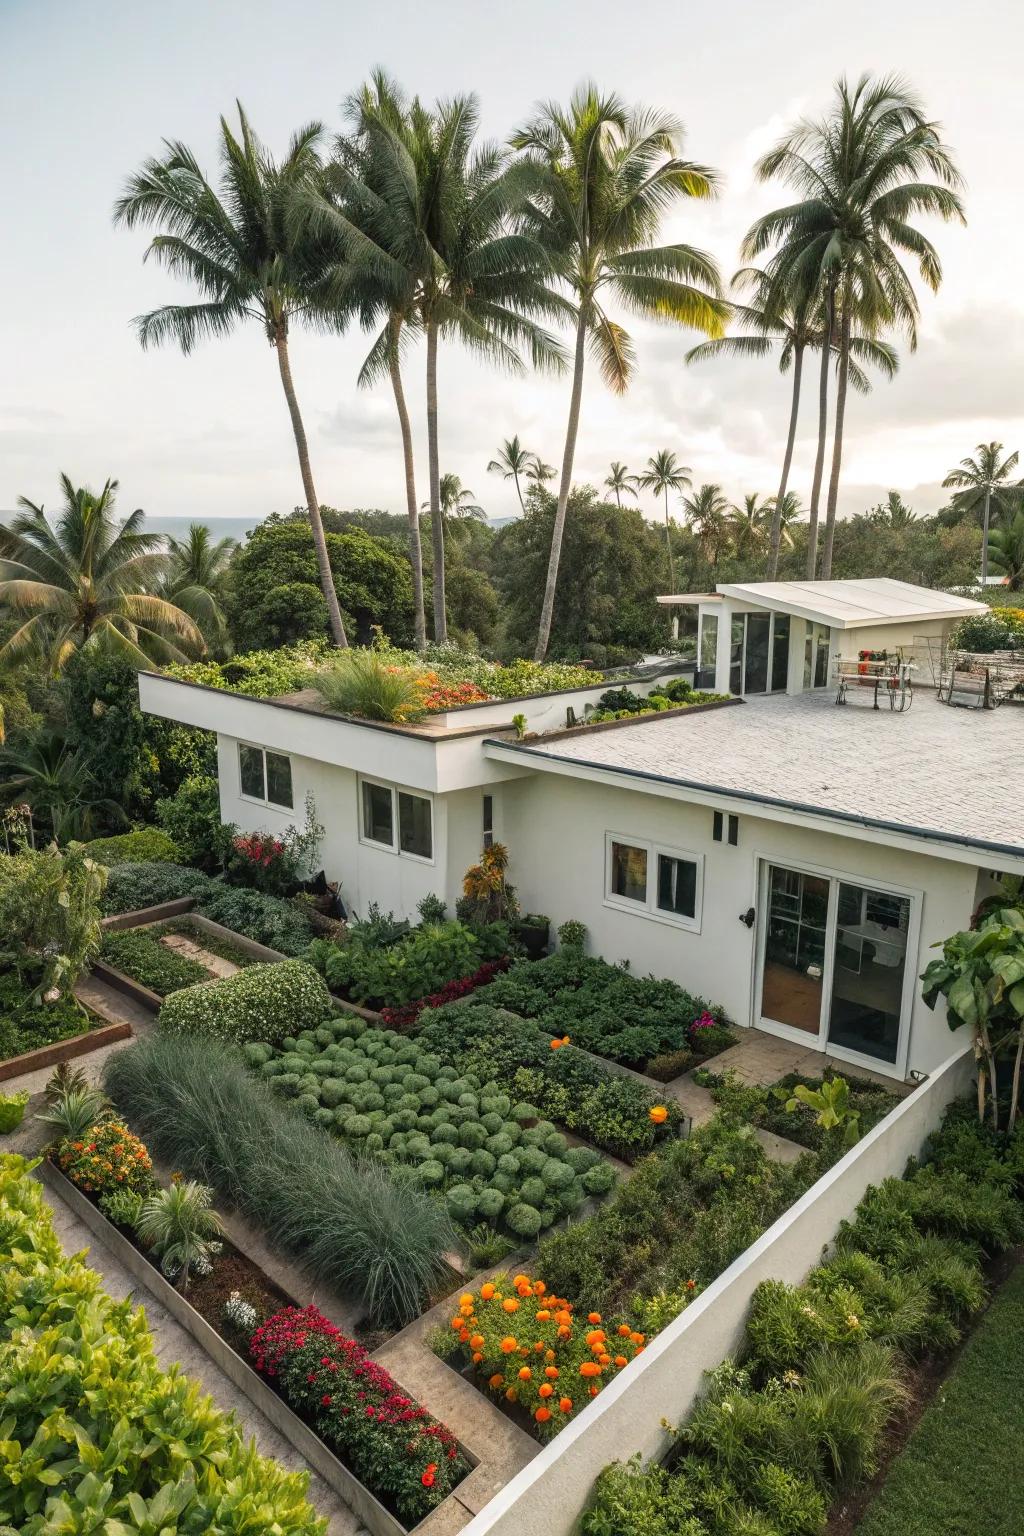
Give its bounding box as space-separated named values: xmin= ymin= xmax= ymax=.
xmin=482 ymin=793 xmax=494 ymax=850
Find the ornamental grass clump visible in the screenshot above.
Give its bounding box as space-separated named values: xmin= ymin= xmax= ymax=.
xmin=315 ymin=652 xmax=427 ymax=723
xmin=103 ymin=1032 xmax=457 ymax=1324
xmin=443 ymin=1272 xmax=644 ymax=1439
xmin=251 ymin=1305 xmax=469 ymax=1524
xmin=158 ymin=959 xmax=331 ymax=1047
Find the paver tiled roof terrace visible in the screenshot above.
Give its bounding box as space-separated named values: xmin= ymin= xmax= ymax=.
xmin=485 ymin=689 xmax=1023 ymax=861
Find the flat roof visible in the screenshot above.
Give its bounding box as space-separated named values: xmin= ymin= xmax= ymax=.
xmin=485 ymin=689 xmax=1023 ymax=862
xmin=713 ymin=578 xmax=988 ymax=630
xmin=656 ymin=592 xmax=720 ymax=606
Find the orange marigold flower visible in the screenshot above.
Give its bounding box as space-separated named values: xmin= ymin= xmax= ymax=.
xmin=533 ymin=1280 xmax=546 ymax=1296
xmin=470 ymin=1334 xmax=484 ymax=1349
xmin=535 ymin=1406 xmax=551 ymax=1423
xmin=598 ymin=1354 xmax=611 ymax=1366
xmin=502 ymin=1297 xmax=520 ymax=1314
xmin=500 ymin=1337 xmax=518 ymax=1354
xmin=534 ymin=1341 xmax=545 ymax=1352
xmin=535 ymin=1308 xmax=551 ymax=1322
xmin=472 ymin=1351 xmax=484 ymax=1364
xmin=451 ymin=1317 xmax=464 ymax=1330
xmin=459 ymin=1293 xmax=474 ymax=1309
xmin=481 ymin=1283 xmax=496 ymax=1301
xmin=518 ymin=1366 xmax=532 ymax=1381
xmin=586 ymin=1330 xmax=605 ymax=1349
xmin=505 ymin=1388 xmax=518 ymax=1402
xmin=558 ymin=1325 xmax=571 ymax=1339
xmin=544 ymin=1365 xmax=559 ymax=1380
xmin=614 ymin=1355 xmax=628 ymax=1368
xmin=559 ymin=1396 xmax=573 ymax=1413
xmin=630 ymin=1333 xmax=645 ymax=1346
xmin=555 ymin=1310 xmax=572 ymax=1328
xmin=489 ymin=1373 xmax=504 ymax=1389
xmin=579 ymin=1361 xmax=601 ymax=1378
xmin=539 ymin=1383 xmax=554 ymax=1399
xmin=513 ymin=1274 xmax=529 ymax=1288
xmin=545 ymin=1349 xmax=556 ymax=1363
xmin=617 ymin=1324 xmax=633 ymax=1337
xmin=587 ymin=1312 xmax=602 ymax=1324
xmin=589 ymin=1385 xmax=599 ymax=1397
xmin=649 ymin=1105 xmax=669 ymax=1125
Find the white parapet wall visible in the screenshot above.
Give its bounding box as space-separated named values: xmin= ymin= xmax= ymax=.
xmin=461 ymin=1042 xmax=975 ymax=1536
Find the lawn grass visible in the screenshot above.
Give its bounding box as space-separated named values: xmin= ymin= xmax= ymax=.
xmin=855 ymin=1258 xmax=1024 ymax=1536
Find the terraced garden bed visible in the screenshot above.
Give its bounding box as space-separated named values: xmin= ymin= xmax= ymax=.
xmin=693 ymin=1065 xmax=902 ymax=1150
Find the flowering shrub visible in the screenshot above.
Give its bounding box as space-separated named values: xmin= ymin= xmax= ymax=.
xmin=380 ymin=956 xmax=510 ymax=1029
xmin=251 ymin=1305 xmax=468 ymax=1523
xmin=159 ymin=959 xmax=332 ymax=1047
xmin=446 ymin=1272 xmax=643 ymax=1440
xmin=54 ymin=1120 xmax=153 ymax=1196
xmin=413 ymin=673 xmax=491 ymax=711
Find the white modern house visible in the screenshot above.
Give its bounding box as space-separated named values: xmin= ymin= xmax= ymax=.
xmin=138 ymin=578 xmax=1018 ymax=1084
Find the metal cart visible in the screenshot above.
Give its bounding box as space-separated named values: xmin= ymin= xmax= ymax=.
xmin=834 ymin=655 xmax=914 ymax=712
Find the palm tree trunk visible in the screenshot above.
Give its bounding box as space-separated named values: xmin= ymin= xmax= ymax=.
xmin=663 ymin=486 xmax=675 ymax=590
xmin=513 ymin=471 xmax=525 ymax=514
xmin=806 ymin=289 xmax=834 ymax=580
xmin=767 ymin=343 xmax=804 ymax=580
xmin=981 ymin=486 xmax=991 ymax=586
xmin=535 ymin=310 xmax=587 ymax=662
xmin=425 ymin=319 xmax=446 ymax=644
xmin=274 ymin=326 xmax=347 ymax=648
xmin=614 ymin=486 xmax=621 ymax=509
xmin=819 ymin=301 xmax=852 ymax=580
xmin=387 ymin=315 xmax=426 ymax=651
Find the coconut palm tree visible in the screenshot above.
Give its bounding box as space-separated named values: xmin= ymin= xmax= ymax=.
xmin=316 ymin=90 xmax=565 ymax=643
xmin=986 ymin=499 xmax=1024 ymax=591
xmin=746 ymin=74 xmax=964 ymax=578
xmin=512 ymin=85 xmax=728 ymax=659
xmin=637 ymin=451 xmax=692 ymax=590
xmin=113 ymin=106 xmax=351 ymax=646
xmin=730 ymin=493 xmax=772 ymax=561
xmin=681 ymin=483 xmax=732 ymax=570
xmin=0 ymin=475 xmax=201 ymax=670
xmin=869 ymin=490 xmax=916 ymax=529
xmin=0 ymin=731 xmax=124 ymax=843
xmin=604 ymin=462 xmax=638 ymax=508
xmin=766 ymin=490 xmax=803 ymax=550
xmin=487 ymin=435 xmax=533 ymax=512
xmin=423 ymin=474 xmax=486 ymax=544
xmin=942 ymin=442 xmax=1021 ymax=584
xmin=161 ymin=523 xmax=234 ymax=650
xmin=525 ymin=455 xmax=556 ymax=486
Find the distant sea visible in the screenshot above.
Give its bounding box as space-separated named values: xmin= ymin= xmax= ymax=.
xmin=0 ymin=511 xmax=261 ymax=546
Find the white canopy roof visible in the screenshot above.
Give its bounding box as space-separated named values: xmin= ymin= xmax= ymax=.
xmin=708 ymin=578 xmax=988 ymax=630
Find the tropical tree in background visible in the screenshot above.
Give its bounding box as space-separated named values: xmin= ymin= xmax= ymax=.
xmin=747 ymin=74 xmax=964 ymax=578
xmin=604 ymin=462 xmax=638 ymax=508
xmin=487 ymin=434 xmax=533 ymax=512
xmin=868 ymin=491 xmax=916 ymax=529
xmin=113 ymin=106 xmax=351 ymax=646
xmin=0 ymin=476 xmax=202 ymax=670
xmin=161 ymin=523 xmax=235 ymax=651
xmin=681 ymin=483 xmax=732 ymax=569
xmin=637 ymin=451 xmax=692 ymax=590
xmin=511 ymin=84 xmax=728 ymax=659
xmin=986 ymin=498 xmax=1024 ymax=591
xmin=0 ymin=732 xmax=123 ymax=842
xmin=942 ymin=442 xmax=1020 ymax=584
xmin=729 ymin=493 xmax=772 ymax=559
xmin=766 ymin=490 xmax=803 ymax=550
xmin=423 ymin=474 xmax=486 ymax=545
xmin=525 ymin=454 xmax=557 ymax=486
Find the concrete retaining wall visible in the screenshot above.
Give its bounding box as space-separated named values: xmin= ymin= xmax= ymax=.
xmin=459 ymin=1043 xmax=975 ymax=1536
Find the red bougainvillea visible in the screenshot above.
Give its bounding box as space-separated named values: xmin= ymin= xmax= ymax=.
xmin=380 ymin=956 xmax=510 ymax=1030
xmin=250 ymin=1305 xmax=468 ymax=1523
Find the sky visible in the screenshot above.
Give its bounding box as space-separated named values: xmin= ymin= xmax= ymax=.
xmin=2 ymin=0 xmax=1022 ymax=530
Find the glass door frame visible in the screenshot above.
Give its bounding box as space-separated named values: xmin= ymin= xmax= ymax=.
xmin=751 ymin=853 xmax=921 ymax=1079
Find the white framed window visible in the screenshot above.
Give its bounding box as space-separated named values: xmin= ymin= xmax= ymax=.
xmin=238 ymin=743 xmax=293 ymax=810
xmin=358 ymin=776 xmax=434 ymax=863
xmin=604 ymin=832 xmax=703 ymax=931
xmin=482 ymin=792 xmax=494 ymax=850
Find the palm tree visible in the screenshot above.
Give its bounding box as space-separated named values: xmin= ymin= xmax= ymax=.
xmin=0 ymin=475 xmax=201 ymax=670
xmin=986 ymin=499 xmax=1024 ymax=591
xmin=766 ymin=490 xmax=803 ymax=550
xmin=681 ymin=483 xmax=733 ymax=569
xmin=319 ymin=91 xmax=565 ymax=643
xmin=869 ymin=490 xmax=916 ymax=529
xmin=113 ymin=106 xmax=351 ymax=646
xmin=0 ymin=731 xmax=123 ymax=843
xmin=512 ymin=85 xmax=728 ymax=659
xmin=423 ymin=474 xmax=486 ymax=544
xmin=637 ymin=451 xmax=692 ymax=589
xmin=487 ymin=435 xmax=533 ymax=512
xmin=162 ymin=523 xmax=234 ymax=649
xmin=942 ymin=442 xmax=1020 ymax=584
xmin=747 ymin=74 xmax=964 ymax=578
xmin=730 ymin=493 xmax=772 ymax=560
xmin=604 ymin=462 xmax=638 ymax=508
xmin=525 ymin=455 xmax=556 ymax=486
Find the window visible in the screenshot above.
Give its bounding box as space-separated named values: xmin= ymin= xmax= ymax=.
xmin=771 ymin=614 xmax=790 ymax=692
xmin=605 ymin=833 xmax=702 ymax=930
xmin=697 ymin=611 xmax=718 ymax=689
xmin=713 ymin=811 xmax=739 ymax=845
xmin=729 ymin=612 xmax=791 ymax=696
xmin=238 ymin=744 xmax=293 ymax=809
xmin=803 ymin=623 xmax=832 ymax=689
xmin=482 ymin=793 xmax=494 ymax=850
xmin=358 ymin=777 xmax=434 ymax=862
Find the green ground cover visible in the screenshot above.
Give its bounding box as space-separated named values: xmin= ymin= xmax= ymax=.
xmin=855 ymin=1259 xmax=1024 ymax=1536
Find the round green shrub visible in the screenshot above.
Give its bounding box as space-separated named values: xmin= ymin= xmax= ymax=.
xmin=404 ymin=1073 xmax=430 ymax=1094
xmin=480 ymin=1112 xmax=503 ymax=1136
xmin=476 ymin=1187 xmax=506 ymax=1221
xmin=519 ymin=1147 xmax=547 ymax=1176
xmin=430 ymin=1123 xmax=459 ymax=1146
xmin=364 ymin=1132 xmax=385 ymax=1153
xmin=496 ymin=1153 xmax=521 ymax=1178
xmin=260 ymin=1059 xmax=284 ymax=1077
xmin=295 ymin=1093 xmax=320 ymax=1118
xmin=492 ymin=1171 xmax=515 ymax=1194
xmin=458 ymin=1122 xmax=488 ymax=1151
xmin=417 ymin=1159 xmax=446 ymax=1187
xmin=486 ymin=1133 xmax=514 ymax=1158
xmin=447 ymin=1147 xmax=473 ymax=1176
xmin=346 ymin=1114 xmax=372 ymax=1139
xmin=271 ymin=1072 xmax=300 ymax=1094
xmin=564 ymin=1146 xmax=600 ymax=1174
xmin=519 ymin=1176 xmax=547 ymax=1208
xmin=470 ymin=1149 xmax=496 ymax=1178
xmin=582 ymin=1162 xmax=617 ymax=1196
xmin=241 ymin=1042 xmax=273 ymax=1067
xmin=294 ymin=1037 xmax=317 ymax=1056
xmin=313 ymin=1107 xmax=335 ymax=1129
xmin=506 ymin=1203 xmax=542 ymax=1239
xmin=511 ymin=1102 xmax=538 ymax=1124
xmin=418 ymin=1085 xmax=440 ymax=1110
xmin=445 ymin=1184 xmax=477 ymax=1224
xmin=345 ymin=1065 xmax=369 ymax=1084
xmin=319 ymin=1079 xmax=346 ymax=1108
xmin=541 ymin=1160 xmax=575 ymax=1191
xmin=544 ymin=1131 xmax=568 ymax=1156
xmin=158 ymin=960 xmax=332 ymax=1049
xmin=481 ymin=1093 xmax=512 ymax=1119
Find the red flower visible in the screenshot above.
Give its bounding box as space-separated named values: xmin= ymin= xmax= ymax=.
xmin=322 ymin=1394 xmax=332 ymax=1406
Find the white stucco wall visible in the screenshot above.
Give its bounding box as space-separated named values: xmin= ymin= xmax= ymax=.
xmin=499 ymin=769 xmax=976 ymax=1077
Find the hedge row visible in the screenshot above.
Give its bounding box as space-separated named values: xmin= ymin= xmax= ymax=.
xmin=0 ymin=1153 xmax=324 ymax=1535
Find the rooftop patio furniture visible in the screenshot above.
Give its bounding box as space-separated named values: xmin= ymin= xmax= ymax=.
xmin=834 ymin=654 xmax=914 ymax=712
xmin=938 ymin=649 xmax=1024 ymax=709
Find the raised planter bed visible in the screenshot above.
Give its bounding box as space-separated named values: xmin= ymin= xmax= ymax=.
xmin=0 ymin=1015 xmax=132 ymax=1083
xmin=40 ymin=1158 xmax=475 ymax=1536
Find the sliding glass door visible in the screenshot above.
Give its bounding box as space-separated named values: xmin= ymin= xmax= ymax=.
xmin=728 ymin=612 xmax=791 ymax=696
xmin=756 ymin=861 xmax=914 ymax=1071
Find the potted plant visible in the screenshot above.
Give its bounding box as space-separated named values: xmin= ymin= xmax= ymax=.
xmin=513 ymin=912 xmax=551 ymax=960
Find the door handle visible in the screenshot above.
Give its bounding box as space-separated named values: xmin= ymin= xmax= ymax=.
xmin=739 ymin=907 xmax=755 ymax=928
